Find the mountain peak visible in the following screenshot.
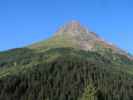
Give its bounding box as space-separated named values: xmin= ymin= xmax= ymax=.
xmin=55 ymin=20 xmax=89 ymax=36
xmin=30 ymin=21 xmax=129 ymax=58
xmin=65 ymin=20 xmax=81 ymax=28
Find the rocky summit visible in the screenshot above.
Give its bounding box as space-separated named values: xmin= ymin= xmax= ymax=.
xmin=30 ymin=20 xmax=128 ymax=57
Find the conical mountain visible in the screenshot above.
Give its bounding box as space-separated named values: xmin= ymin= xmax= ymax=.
xmin=30 ymin=20 xmax=127 ymax=56
xmin=0 ymin=21 xmax=133 ymax=100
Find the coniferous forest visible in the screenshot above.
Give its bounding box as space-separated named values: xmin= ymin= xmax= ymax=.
xmin=0 ymin=48 xmax=133 ymax=100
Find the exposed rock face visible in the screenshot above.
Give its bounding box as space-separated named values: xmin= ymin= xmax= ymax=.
xmin=54 ymin=20 xmax=130 ymax=57
xmin=55 ymin=21 xmax=101 ymax=50
xmin=55 ymin=20 xmax=99 ymax=40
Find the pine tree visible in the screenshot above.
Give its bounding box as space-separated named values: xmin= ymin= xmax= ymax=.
xmin=81 ymin=83 xmax=97 ymax=100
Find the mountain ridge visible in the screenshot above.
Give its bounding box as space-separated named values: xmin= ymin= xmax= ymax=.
xmin=29 ymin=20 xmax=132 ymax=59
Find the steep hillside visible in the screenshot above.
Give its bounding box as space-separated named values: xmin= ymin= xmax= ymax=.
xmin=0 ymin=21 xmax=133 ymax=100
xmin=0 ymin=48 xmax=133 ymax=100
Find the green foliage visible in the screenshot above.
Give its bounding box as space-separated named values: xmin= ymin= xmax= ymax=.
xmin=81 ymin=83 xmax=97 ymax=100
xmin=0 ymin=47 xmax=132 ymax=100
xmin=94 ymin=44 xmax=133 ymax=65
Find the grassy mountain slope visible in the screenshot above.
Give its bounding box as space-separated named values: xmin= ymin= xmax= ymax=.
xmin=29 ymin=35 xmax=78 ymax=52
xmin=29 ymin=21 xmax=128 ymax=57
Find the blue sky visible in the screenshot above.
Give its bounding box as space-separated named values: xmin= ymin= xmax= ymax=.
xmin=0 ymin=0 xmax=133 ymax=54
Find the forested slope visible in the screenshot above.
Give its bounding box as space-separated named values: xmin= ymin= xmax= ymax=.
xmin=0 ymin=48 xmax=133 ymax=100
